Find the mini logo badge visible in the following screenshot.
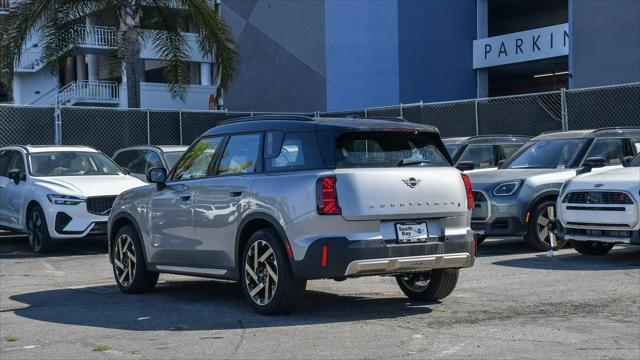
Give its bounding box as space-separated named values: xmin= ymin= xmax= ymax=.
xmin=594 ymin=183 xmax=605 ymax=188
xmin=402 ymin=177 xmax=421 ymax=188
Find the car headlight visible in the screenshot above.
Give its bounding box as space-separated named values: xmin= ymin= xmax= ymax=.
xmin=492 ymin=181 xmax=522 ymax=196
xmin=47 ymin=194 xmax=85 ymax=205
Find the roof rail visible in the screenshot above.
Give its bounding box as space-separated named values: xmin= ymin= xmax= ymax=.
xmin=215 ymin=114 xmax=314 ymax=126
xmin=340 ymin=115 xmax=409 ymax=123
xmin=592 ymin=126 xmax=640 ymax=132
xmin=468 ymin=134 xmax=531 ymax=139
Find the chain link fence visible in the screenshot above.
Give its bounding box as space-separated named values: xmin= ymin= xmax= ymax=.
xmin=1 ymin=82 xmax=638 ymax=154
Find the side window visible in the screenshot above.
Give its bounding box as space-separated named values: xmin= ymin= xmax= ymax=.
xmin=217 ymin=133 xmax=261 ymax=176
xmin=457 ymin=145 xmax=495 ymax=169
xmin=114 ymin=151 xmax=139 ymax=172
xmin=266 ymin=132 xmax=324 ymax=172
xmin=173 ymin=137 xmax=223 ymax=181
xmin=6 ymin=151 xmax=25 ymax=174
xmin=585 ymin=138 xmax=627 ymax=165
xmin=144 ymin=151 xmax=163 ymax=173
xmin=500 ymin=144 xmax=522 ymax=160
xmin=0 ymin=151 xmax=11 ymax=177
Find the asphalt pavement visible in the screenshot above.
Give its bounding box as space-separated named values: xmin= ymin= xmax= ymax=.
xmin=1 ymin=233 xmax=639 ymax=359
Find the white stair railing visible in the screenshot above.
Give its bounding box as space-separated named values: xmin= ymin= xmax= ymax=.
xmin=31 ymin=80 xmax=119 ymax=106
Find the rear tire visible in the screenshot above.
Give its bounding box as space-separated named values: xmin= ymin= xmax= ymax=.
xmin=240 ymin=229 xmax=306 ymax=315
xmin=111 ymin=225 xmax=158 ymax=293
xmin=27 ymin=205 xmax=55 ymax=253
xmin=571 ymin=240 xmax=614 ymax=255
xmin=396 ymin=268 xmax=459 ymax=301
xmin=525 ymin=200 xmax=567 ymax=251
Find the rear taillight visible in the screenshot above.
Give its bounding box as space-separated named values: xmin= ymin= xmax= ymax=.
xmin=316 ymin=176 xmax=341 ymax=215
xmin=461 ymin=174 xmax=474 ymax=210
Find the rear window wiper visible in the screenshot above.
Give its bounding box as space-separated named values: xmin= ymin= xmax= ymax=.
xmin=397 ymin=159 xmax=431 ymax=167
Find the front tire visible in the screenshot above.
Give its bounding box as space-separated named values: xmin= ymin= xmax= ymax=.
xmin=111 ymin=225 xmax=158 ymax=293
xmin=27 ymin=205 xmax=54 ymax=253
xmin=525 ymin=200 xmax=567 ymax=251
xmin=571 ymin=240 xmax=614 ymax=255
xmin=396 ymin=268 xmax=459 ymax=301
xmin=240 ymin=229 xmax=306 ymax=315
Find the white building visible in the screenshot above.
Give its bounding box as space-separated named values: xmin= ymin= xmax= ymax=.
xmin=1 ymin=0 xmax=221 ymax=109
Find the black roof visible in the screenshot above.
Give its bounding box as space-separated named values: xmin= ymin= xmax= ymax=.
xmin=203 ymin=115 xmax=439 ymax=137
xmin=442 ymin=135 xmax=531 ymax=145
xmin=533 ymin=127 xmax=640 ymax=140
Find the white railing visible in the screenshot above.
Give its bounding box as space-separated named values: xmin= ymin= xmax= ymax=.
xmin=0 ymin=0 xmax=10 ymax=11
xmin=31 ymin=80 xmax=119 ymax=106
xmin=74 ymin=25 xmax=118 ymax=48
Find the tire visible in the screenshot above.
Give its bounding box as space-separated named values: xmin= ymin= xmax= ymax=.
xmin=571 ymin=240 xmax=614 ymax=255
xmin=27 ymin=205 xmax=55 ymax=253
xmin=240 ymin=229 xmax=306 ymax=315
xmin=525 ymin=200 xmax=567 ymax=251
xmin=396 ymin=268 xmax=459 ymax=301
xmin=111 ymin=225 xmax=158 ymax=293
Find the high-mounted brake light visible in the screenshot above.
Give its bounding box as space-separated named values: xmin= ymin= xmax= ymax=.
xmin=316 ymin=176 xmax=341 ymax=215
xmin=461 ymin=174 xmax=474 ymax=210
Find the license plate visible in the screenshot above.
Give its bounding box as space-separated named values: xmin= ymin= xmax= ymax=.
xmin=395 ymin=222 xmax=428 ymax=243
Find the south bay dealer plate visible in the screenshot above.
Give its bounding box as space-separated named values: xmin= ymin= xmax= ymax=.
xmin=395 ymin=222 xmax=429 ymax=243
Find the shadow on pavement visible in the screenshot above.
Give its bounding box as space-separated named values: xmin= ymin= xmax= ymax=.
xmin=475 ymin=237 xmax=534 ymax=257
xmin=0 ymin=234 xmax=107 ymax=259
xmin=8 ymin=280 xmax=434 ymax=331
xmin=492 ymin=246 xmax=640 ymax=271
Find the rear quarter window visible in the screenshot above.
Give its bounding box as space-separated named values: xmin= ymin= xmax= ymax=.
xmin=265 ymin=132 xmax=324 ymax=172
xmin=335 ymin=131 xmax=449 ymax=168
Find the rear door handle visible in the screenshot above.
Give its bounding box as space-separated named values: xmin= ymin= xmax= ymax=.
xmin=229 ymin=191 xmax=243 ymax=198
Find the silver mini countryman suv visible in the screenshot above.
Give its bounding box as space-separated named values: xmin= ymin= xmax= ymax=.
xmin=108 ymin=116 xmax=476 ymax=314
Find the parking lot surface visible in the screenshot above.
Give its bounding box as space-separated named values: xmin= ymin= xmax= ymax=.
xmin=1 ymin=233 xmax=639 ymax=360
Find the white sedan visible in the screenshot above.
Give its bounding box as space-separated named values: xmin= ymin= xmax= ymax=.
xmin=556 ymin=154 xmax=640 ymax=255
xmin=0 ymin=146 xmax=146 ymax=253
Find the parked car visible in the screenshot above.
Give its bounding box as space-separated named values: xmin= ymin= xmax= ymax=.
xmin=0 ymin=146 xmax=146 ymax=253
xmin=108 ymin=115 xmax=476 ymax=314
xmin=443 ymin=135 xmax=530 ymax=173
xmin=555 ymin=153 xmax=640 ymax=255
xmin=113 ymin=145 xmax=188 ymax=182
xmin=468 ymin=127 xmax=640 ymax=250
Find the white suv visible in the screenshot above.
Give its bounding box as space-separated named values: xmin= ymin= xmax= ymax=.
xmin=0 ymin=146 xmax=145 ymax=253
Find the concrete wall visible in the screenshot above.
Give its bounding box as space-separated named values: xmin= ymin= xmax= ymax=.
xmin=221 ymin=0 xmax=326 ymax=113
xmin=139 ymin=83 xmax=217 ymax=110
xmin=325 ymin=0 xmax=399 ymax=111
xmin=398 ymin=0 xmax=477 ymax=104
xmin=570 ymin=0 xmax=640 ymax=88
xmin=12 ymin=66 xmax=59 ymax=105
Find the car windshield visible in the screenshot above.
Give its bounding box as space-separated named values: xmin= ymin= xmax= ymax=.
xmin=29 ymin=152 xmax=123 ymax=177
xmin=336 ymin=131 xmax=449 ymax=168
xmin=445 ymin=144 xmax=462 ymax=158
xmin=630 ymin=154 xmax=640 ymax=167
xmin=164 ymin=151 xmax=184 ymax=169
xmin=504 ymin=139 xmax=588 ymax=169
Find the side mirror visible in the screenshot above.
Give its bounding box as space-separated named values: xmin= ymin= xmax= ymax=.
xmin=121 ymin=167 xmax=130 ymax=175
xmin=580 ymin=156 xmax=607 ymax=173
xmin=7 ymin=169 xmax=23 ymax=185
xmin=456 ymin=161 xmax=475 ymax=172
xmin=147 ymin=167 xmax=167 ymax=189
xmin=622 ymin=156 xmax=634 ymax=167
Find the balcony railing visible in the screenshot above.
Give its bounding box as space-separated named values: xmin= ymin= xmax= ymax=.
xmin=31 ymin=80 xmax=119 ymax=106
xmin=0 ymin=0 xmax=10 ymax=11
xmin=74 ymin=25 xmax=119 ymax=48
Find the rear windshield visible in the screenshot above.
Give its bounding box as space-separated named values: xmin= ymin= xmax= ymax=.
xmin=336 ymin=132 xmax=449 ymax=168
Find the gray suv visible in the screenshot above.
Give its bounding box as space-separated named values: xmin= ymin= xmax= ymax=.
xmin=469 ymin=127 xmax=640 ymax=250
xmin=108 ymin=116 xmax=476 ymax=314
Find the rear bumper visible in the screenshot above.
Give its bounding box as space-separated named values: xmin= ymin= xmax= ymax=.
xmin=290 ymin=230 xmax=475 ymax=280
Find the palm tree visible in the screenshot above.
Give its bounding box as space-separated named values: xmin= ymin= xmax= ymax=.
xmin=0 ymin=0 xmax=238 ymax=108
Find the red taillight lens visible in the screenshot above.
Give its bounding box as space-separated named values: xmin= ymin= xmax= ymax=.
xmin=462 ymin=174 xmax=474 ymax=210
xmin=321 ymin=244 xmax=329 ymax=268
xmin=316 ymin=176 xmax=341 ymax=215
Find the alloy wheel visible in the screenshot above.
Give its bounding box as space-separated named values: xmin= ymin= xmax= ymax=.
xmin=114 ymin=234 xmax=136 ymax=287
xmin=244 ymin=240 xmax=278 ymax=305
xmin=28 ymin=210 xmax=43 ymax=250
xmin=536 ymin=206 xmax=557 ymax=247
xmin=398 ymin=272 xmax=432 ymax=292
